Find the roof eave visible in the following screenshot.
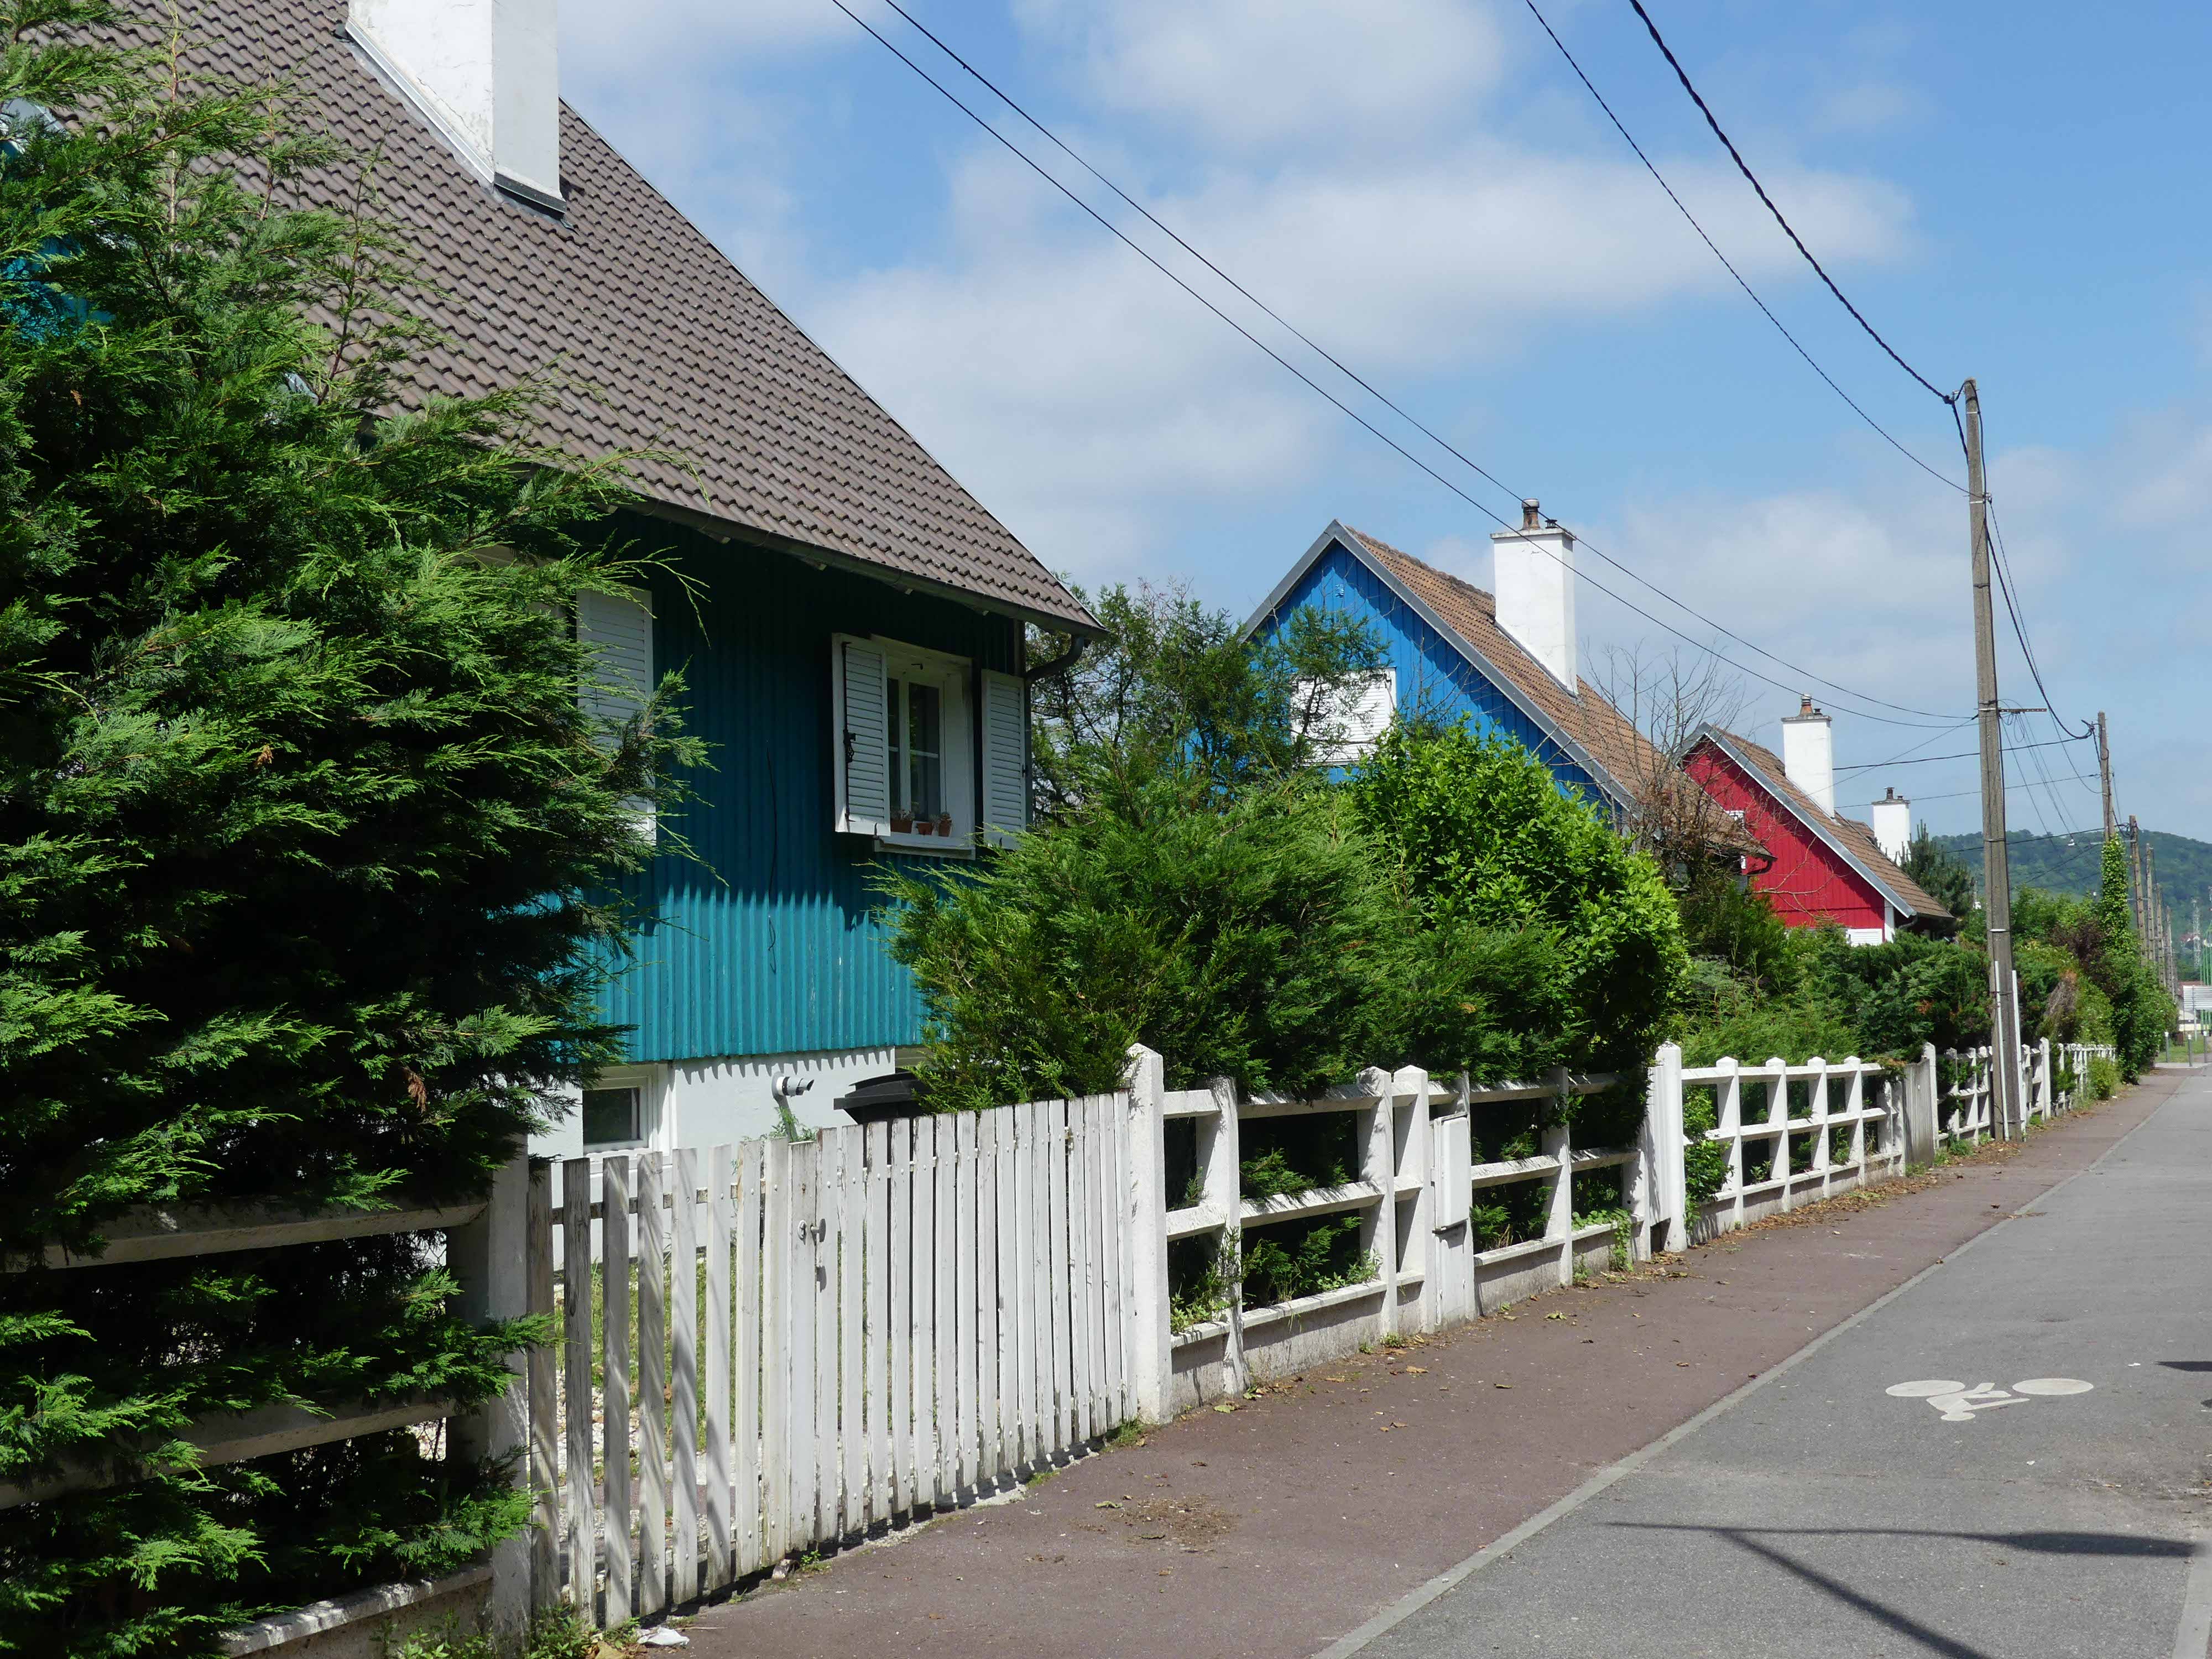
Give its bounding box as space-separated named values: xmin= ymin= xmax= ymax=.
xmin=622 ymin=492 xmax=1105 ymax=638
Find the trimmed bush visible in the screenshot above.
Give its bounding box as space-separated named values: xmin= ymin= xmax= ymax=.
xmin=0 ymin=15 xmax=691 ymax=1651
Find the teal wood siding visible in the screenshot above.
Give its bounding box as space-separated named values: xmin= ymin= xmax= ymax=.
xmin=600 ymin=514 xmax=1024 ymax=1063
xmin=1256 ymin=540 xmax=1605 ymax=800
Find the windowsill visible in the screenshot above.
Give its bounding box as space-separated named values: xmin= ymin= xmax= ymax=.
xmin=874 ymin=831 xmax=977 ymax=859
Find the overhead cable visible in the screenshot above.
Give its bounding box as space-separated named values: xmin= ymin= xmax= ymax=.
xmin=1833 ymin=729 xmax=2088 ymax=775
xmin=1522 ymin=0 xmax=1964 ymax=493
xmin=834 ymin=0 xmax=1970 ymax=727
xmin=1626 ymin=0 xmax=1955 ymax=404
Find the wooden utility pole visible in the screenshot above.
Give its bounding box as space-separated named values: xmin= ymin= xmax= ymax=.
xmin=2147 ymin=838 xmax=2163 ymax=989
xmin=2129 ymin=816 xmax=2147 ymax=932
xmin=2096 ymin=711 xmax=2115 ymax=838
xmin=1962 ymin=381 xmax=2023 ymax=1138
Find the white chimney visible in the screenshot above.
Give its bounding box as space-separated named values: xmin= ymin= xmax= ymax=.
xmin=1781 ymin=696 xmax=1835 ymax=815
xmin=1870 ymin=786 xmax=1911 ymax=863
xmin=1490 ymin=499 xmax=1578 ymax=691
xmin=349 ymin=0 xmax=563 ymax=210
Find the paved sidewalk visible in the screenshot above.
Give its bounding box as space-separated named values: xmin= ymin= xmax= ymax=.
xmin=684 ymin=1073 xmax=2189 ymax=1659
xmin=1355 ymin=1063 xmax=2212 ymax=1659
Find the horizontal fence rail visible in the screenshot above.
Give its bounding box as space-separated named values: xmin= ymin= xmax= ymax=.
xmin=1678 ymin=1056 xmax=1902 ymax=1243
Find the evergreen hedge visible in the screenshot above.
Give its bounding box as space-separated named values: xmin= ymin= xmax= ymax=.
xmin=1 ymin=8 xmax=691 ymax=1650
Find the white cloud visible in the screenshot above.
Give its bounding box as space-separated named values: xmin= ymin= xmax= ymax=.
xmin=1018 ymin=0 xmax=1513 ymax=151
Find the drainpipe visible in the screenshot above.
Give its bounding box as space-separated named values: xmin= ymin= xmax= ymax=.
xmin=771 ymin=1074 xmax=815 ymax=1141
xmin=1023 ymin=633 xmax=1088 ymax=685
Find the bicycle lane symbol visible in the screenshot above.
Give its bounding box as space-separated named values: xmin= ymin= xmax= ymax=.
xmin=1886 ymin=1377 xmax=2095 ymax=1422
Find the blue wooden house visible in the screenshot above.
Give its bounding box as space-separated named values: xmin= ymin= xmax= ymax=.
xmin=195 ymin=0 xmax=1100 ymax=1151
xmin=1244 ymin=509 xmax=1657 ymax=811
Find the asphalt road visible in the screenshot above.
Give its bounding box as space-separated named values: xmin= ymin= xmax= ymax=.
xmin=1345 ymin=1066 xmax=2212 ymax=1659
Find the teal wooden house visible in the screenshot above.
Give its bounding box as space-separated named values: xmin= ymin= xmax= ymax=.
xmin=197 ymin=0 xmax=1099 ymax=1152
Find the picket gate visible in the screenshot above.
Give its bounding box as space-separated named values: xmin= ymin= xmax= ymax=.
xmin=538 ymin=1095 xmax=1132 ymax=1620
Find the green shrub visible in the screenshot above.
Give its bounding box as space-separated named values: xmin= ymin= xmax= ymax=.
xmin=1350 ymin=720 xmax=1687 ymax=1078
xmin=2089 ymin=1056 xmax=2119 ymax=1100
xmin=0 ymin=16 xmax=691 ymax=1651
xmin=883 ymin=770 xmax=1573 ymax=1108
xmin=1682 ymin=1089 xmax=1729 ymax=1206
xmin=1240 ymin=1214 xmax=1374 ymax=1306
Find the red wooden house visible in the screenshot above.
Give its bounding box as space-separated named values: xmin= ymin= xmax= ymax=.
xmin=1684 ymin=703 xmax=1950 ymax=943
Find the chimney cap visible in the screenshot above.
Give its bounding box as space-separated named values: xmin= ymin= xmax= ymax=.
xmin=1785 ymin=695 xmax=1828 ymax=722
xmin=1520 ymin=498 xmax=1541 ymax=530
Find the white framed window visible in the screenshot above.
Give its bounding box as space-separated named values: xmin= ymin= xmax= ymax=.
xmin=834 ymin=635 xmax=1028 ymax=852
xmin=580 ymin=1063 xmax=664 ymax=1151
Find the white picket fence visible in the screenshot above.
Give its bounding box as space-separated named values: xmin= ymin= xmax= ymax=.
xmin=503 ymin=1032 xmax=2125 ymax=1629
xmin=535 ymin=1096 xmax=1131 ymax=1624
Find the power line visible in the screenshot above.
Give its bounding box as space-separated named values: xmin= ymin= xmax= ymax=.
xmin=1521 ymin=1 xmax=1963 ymax=494
xmin=1833 ymin=729 xmax=2089 ymax=775
xmin=1840 ymin=769 xmax=2105 ymax=811
xmin=1985 ymin=497 xmax=2094 ymax=740
xmin=1626 ymin=0 xmax=1954 ymax=405
xmin=837 ymin=0 xmax=1971 ymax=727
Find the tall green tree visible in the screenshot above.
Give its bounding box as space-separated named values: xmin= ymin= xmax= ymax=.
xmin=1027 ymin=581 xmax=1386 ymax=816
xmin=2090 ymin=833 xmax=2169 ymax=1078
xmin=1902 ymin=822 xmax=1974 ymax=927
xmin=0 ymin=7 xmax=692 ymax=1648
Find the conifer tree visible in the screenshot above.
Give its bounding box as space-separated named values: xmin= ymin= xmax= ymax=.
xmin=0 ymin=5 xmax=692 ymax=1648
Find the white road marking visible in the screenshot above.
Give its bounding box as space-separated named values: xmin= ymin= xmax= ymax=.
xmin=1885 ymin=1376 xmax=2093 ymax=1421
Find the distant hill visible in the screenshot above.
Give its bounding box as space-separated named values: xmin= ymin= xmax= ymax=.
xmin=1937 ymin=828 xmax=2212 ymax=910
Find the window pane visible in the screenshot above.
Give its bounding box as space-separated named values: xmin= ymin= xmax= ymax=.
xmin=582 ymin=1087 xmax=640 ymax=1147
xmin=908 ymin=682 xmax=942 ymax=818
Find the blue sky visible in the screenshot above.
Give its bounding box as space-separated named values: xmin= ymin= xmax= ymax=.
xmin=560 ymin=0 xmax=2211 ymax=846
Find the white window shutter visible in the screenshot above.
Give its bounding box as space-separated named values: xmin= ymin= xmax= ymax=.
xmin=836 ymin=635 xmax=892 ymax=836
xmin=578 ymin=586 xmax=655 ymax=837
xmin=579 ymin=586 xmax=654 ymax=730
xmin=980 ymin=669 xmax=1029 ymax=848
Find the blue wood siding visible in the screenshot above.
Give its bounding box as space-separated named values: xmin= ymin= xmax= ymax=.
xmin=599 ymin=514 xmax=1023 ymax=1063
xmin=1255 ymin=540 xmax=1605 ymax=799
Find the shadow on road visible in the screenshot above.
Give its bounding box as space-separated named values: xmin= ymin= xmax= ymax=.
xmin=1602 ymin=1524 xmax=2192 ymax=1659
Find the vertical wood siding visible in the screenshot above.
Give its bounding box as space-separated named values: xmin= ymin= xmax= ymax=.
xmin=1252 ymin=542 xmax=1606 ymax=800
xmin=1686 ymin=746 xmax=1887 ymax=931
xmin=599 ymin=515 xmax=1025 ymax=1063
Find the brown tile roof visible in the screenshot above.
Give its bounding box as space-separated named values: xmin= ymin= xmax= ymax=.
xmin=1702 ymin=731 xmax=1950 ymax=921
xmin=1338 ymin=529 xmax=1761 ymax=855
xmin=109 ymin=0 xmax=1095 ymax=632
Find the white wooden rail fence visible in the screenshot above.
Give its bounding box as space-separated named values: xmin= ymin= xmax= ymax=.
xmin=11 ymin=1032 xmax=2126 ymax=1649
xmin=1677 ymin=1055 xmax=1905 ymax=1244
xmin=1144 ymin=1061 xmax=1650 ymax=1415
xmin=0 ymin=1190 xmax=509 ymax=1653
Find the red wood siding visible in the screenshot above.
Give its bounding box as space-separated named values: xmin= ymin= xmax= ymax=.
xmin=1686 ymin=744 xmax=1888 ymax=933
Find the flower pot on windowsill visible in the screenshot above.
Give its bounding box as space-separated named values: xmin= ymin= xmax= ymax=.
xmin=935 ymin=813 xmax=954 ymax=837
xmin=910 ymin=818 xmax=934 ymax=837
xmin=889 ymin=812 xmax=914 ymax=834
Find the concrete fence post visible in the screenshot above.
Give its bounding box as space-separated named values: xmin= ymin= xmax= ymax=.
xmin=1430 ymin=1073 xmax=1473 ymax=1319
xmin=1123 ymin=1045 xmax=1173 ymax=1425
xmin=1392 ymin=1066 xmax=1434 ymax=1333
xmin=1637 ymin=1042 xmax=1686 ymax=1256
xmin=1204 ymin=1074 xmax=1246 ymax=1395
xmin=1358 ymin=1066 xmax=1401 ymax=1339
xmin=1902 ymin=1044 xmax=1938 ymax=1167
xmin=450 ymin=1149 xmax=531 ymax=1640
xmin=2036 ymin=1038 xmax=2053 ymax=1120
